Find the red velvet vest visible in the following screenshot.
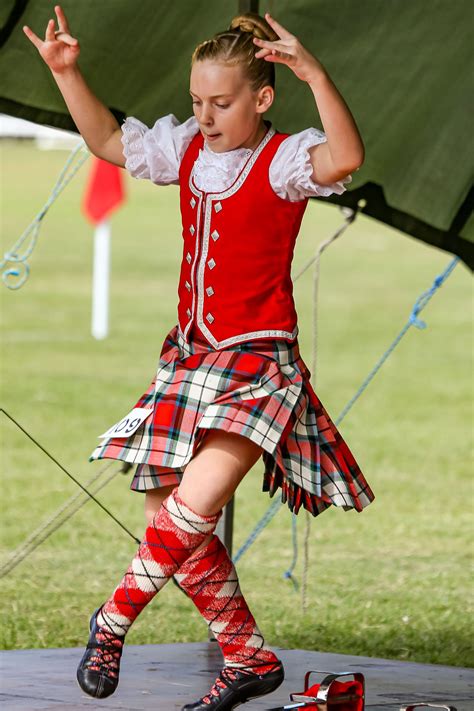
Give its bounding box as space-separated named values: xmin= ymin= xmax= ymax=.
xmin=177 ymin=123 xmax=309 ymax=349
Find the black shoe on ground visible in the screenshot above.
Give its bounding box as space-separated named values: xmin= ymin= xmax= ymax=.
xmin=181 ymin=660 xmax=284 ymax=710
xmin=76 ymin=606 xmax=125 ymax=698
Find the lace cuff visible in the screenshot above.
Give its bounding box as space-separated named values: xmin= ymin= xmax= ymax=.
xmin=120 ymin=114 xmax=198 ymax=185
xmin=270 ymin=127 xmax=353 ymax=202
xmin=121 ymin=116 xmax=152 ymax=179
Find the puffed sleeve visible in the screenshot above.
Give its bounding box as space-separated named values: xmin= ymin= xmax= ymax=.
xmin=120 ymin=114 xmax=199 ymax=185
xmin=269 ymin=127 xmax=353 ymax=202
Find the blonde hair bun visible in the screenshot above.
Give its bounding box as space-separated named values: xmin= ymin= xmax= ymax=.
xmin=229 ymin=12 xmax=279 ymax=42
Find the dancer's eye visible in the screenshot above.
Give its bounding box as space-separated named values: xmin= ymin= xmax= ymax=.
xmin=191 ymin=101 xmax=230 ymax=109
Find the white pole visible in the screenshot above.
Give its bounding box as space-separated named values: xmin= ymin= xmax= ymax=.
xmin=91 ymin=220 xmax=111 ymax=340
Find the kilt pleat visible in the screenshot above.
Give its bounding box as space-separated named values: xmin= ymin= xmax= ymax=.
xmin=88 ymin=323 xmax=375 ymax=517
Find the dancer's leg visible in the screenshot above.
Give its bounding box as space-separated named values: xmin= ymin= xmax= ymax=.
xmin=176 ymin=431 xmax=283 ymax=708
xmin=99 ymin=430 xmax=261 ymax=634
xmin=178 ymin=429 xmax=264 ymax=515
xmin=77 ymin=484 xmax=222 ymax=697
xmin=144 ymin=432 xmax=283 ymax=709
xmin=77 ymin=430 xmax=266 ymax=698
xmin=145 ymin=437 xmax=280 ymax=672
xmin=175 ymin=534 xmax=280 ymax=674
xmin=97 ymin=483 xmax=222 ymax=634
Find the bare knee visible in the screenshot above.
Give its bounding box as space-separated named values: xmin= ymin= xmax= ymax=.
xmin=144 ymin=484 xmax=177 ymax=524
xmin=179 ymin=430 xmax=263 ymax=516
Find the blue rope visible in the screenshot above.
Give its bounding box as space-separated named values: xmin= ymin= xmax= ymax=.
xmin=232 ymin=496 xmax=281 ymax=563
xmin=335 ymin=255 xmax=459 ymax=425
xmin=283 ymin=512 xmax=300 ymax=591
xmin=1 ymin=140 xmax=90 ymax=289
xmin=232 ymin=256 xmax=460 ymax=585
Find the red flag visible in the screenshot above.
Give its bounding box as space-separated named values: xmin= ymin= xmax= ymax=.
xmin=82 ymin=157 xmax=126 ymax=225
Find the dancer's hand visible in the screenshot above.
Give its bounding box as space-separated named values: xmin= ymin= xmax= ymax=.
xmin=23 ymin=5 xmax=80 ymax=74
xmin=253 ymin=12 xmax=325 ymax=84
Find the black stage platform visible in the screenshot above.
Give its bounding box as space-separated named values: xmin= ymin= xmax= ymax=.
xmin=1 ymin=642 xmax=472 ymax=710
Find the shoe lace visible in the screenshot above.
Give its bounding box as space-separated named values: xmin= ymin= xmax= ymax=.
xmin=86 ymin=628 xmax=124 ymax=679
xmin=202 ymin=666 xmax=255 ymax=704
xmin=236 ymin=658 xmax=282 ymax=675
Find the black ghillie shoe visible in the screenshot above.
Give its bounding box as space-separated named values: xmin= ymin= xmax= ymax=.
xmin=181 ymin=660 xmax=284 ymax=710
xmin=76 ymin=606 xmax=125 ymax=698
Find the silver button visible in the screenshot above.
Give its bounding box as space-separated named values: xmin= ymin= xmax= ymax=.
xmin=186 ymin=307 xmax=191 ymax=318
xmin=190 ymin=197 xmax=196 ymax=208
xmin=211 ymin=229 xmax=219 ymax=241
xmin=186 ymin=251 xmax=192 ymax=263
xmin=207 ymin=258 xmax=216 ymax=270
xmin=206 ymin=286 xmax=214 ymax=296
xmin=214 ymin=201 xmax=222 ymax=213
xmin=189 ymin=225 xmax=195 ymax=235
xmin=206 ymin=312 xmax=214 ymax=323
xmin=185 ymin=280 xmax=191 ymax=291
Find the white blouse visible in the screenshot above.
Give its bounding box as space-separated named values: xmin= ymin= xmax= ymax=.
xmin=121 ymin=114 xmax=352 ymax=202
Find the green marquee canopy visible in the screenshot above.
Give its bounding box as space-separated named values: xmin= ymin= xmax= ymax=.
xmin=1 ymin=0 xmax=472 ymax=269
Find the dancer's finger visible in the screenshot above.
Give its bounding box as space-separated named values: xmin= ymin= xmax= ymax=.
xmin=55 ymin=5 xmax=71 ymax=34
xmin=54 ymin=30 xmax=78 ymax=46
xmin=22 ymin=25 xmax=43 ymax=49
xmin=45 ymin=18 xmax=56 ymax=42
xmin=261 ymin=47 xmax=295 ymax=65
xmin=253 ymin=37 xmax=292 ymax=55
xmin=264 ymin=12 xmax=294 ymax=40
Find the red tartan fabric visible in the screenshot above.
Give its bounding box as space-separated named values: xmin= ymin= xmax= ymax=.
xmin=89 ymin=322 xmax=375 ymax=518
xmin=174 ymin=534 xmax=280 ymax=674
xmin=97 ymin=487 xmax=222 ymax=636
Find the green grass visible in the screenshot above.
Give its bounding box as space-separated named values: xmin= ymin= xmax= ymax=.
xmin=1 ymin=140 xmax=472 ymax=667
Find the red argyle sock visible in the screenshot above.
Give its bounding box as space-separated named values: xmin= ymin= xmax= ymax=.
xmin=174 ymin=534 xmax=280 ymax=675
xmin=97 ymin=488 xmax=222 ymax=636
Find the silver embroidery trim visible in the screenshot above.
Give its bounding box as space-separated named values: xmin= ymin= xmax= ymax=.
xmin=207 ymin=258 xmax=216 ymax=269
xmin=185 ymin=281 xmax=191 ymax=291
xmin=206 ymin=286 xmax=214 ymax=296
xmin=211 ymin=230 xmax=219 ymax=241
xmin=183 ymin=188 xmax=203 ymax=339
xmin=190 ymin=224 xmax=195 ymax=235
xmin=178 ymin=323 xmax=299 ymax=350
xmin=175 ymin=323 xmax=300 ymax=369
xmin=206 ymin=312 xmax=214 ymax=323
xmin=214 ymin=201 xmax=222 ymax=213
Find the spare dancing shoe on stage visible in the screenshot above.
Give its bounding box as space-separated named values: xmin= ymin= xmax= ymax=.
xmin=181 ymin=660 xmax=284 ymax=710
xmin=76 ymin=606 xmax=125 ymax=698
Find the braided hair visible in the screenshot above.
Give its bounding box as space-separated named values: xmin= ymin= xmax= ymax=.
xmin=191 ymin=12 xmax=279 ymax=92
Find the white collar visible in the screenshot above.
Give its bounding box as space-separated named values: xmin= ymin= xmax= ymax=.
xmin=202 ymin=140 xmax=253 ymax=161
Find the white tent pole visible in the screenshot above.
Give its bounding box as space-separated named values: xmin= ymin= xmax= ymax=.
xmin=91 ymin=220 xmax=111 ymax=340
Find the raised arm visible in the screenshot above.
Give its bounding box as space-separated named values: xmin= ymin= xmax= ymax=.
xmin=253 ymin=12 xmax=364 ymax=184
xmin=23 ymin=5 xmax=125 ymax=167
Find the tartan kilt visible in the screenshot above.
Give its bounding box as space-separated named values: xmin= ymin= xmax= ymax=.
xmin=88 ymin=323 xmax=375 ymax=517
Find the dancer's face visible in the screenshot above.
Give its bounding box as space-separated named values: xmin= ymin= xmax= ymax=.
xmin=189 ymin=60 xmax=274 ymax=152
